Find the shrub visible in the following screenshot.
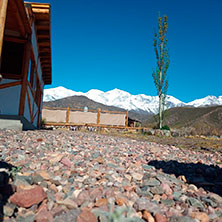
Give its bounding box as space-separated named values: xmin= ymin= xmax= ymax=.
xmin=161 ymin=125 xmax=170 ymax=131
xmin=94 ymin=206 xmax=143 ymax=222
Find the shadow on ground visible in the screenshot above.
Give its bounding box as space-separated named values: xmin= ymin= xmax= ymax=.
xmin=148 ymin=160 xmax=222 ymax=196
xmin=0 ymin=161 xmax=16 ymax=222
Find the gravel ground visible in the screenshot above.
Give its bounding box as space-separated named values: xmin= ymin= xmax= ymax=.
xmin=0 ymin=129 xmax=222 ymax=222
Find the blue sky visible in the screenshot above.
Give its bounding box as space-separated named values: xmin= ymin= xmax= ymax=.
xmin=34 ymin=0 xmax=221 ymax=102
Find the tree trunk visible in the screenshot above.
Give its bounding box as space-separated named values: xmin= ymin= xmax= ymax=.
xmin=159 ymin=94 xmax=163 ymax=129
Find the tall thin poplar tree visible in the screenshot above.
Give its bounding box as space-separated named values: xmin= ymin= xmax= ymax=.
xmin=152 ymin=13 xmax=169 ymax=129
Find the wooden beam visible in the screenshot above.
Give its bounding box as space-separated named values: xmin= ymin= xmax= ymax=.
xmin=43 ymin=122 xmax=142 ymax=130
xmin=19 ymin=40 xmax=31 ymax=115
xmin=38 ymin=42 xmax=50 ymax=47
xmin=39 ymin=52 xmax=50 ymax=56
xmin=33 ymin=109 xmax=38 ymax=122
xmin=31 ymin=4 xmax=50 ymax=9
xmin=32 ymin=8 xmax=50 ymax=14
xmin=4 ymin=36 xmax=27 ymax=44
xmin=36 ymin=25 xmax=49 ymax=30
xmin=37 ymin=30 xmax=49 ymax=35
xmin=36 ymin=20 xmax=49 ymax=26
xmin=12 ymin=0 xmax=26 ymax=37
xmin=43 ymin=106 xmax=126 ymax=115
xmin=37 ymin=91 xmax=43 ymax=128
xmin=1 ymin=73 xmax=22 ymax=80
xmin=26 ymin=87 xmax=33 ymax=122
xmin=38 ymin=34 xmax=49 ymax=39
xmin=42 ymin=65 xmax=51 ymax=68
xmin=38 ymin=38 xmax=50 ymax=43
xmin=0 ymin=80 xmax=21 ymax=89
xmin=27 ymin=81 xmax=35 ymax=98
xmin=40 ymin=49 xmax=51 ymax=53
xmin=0 ymin=0 xmax=8 ymax=67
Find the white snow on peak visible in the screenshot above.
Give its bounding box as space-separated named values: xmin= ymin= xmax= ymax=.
xmin=187 ymin=95 xmax=222 ymax=107
xmin=43 ymin=86 xmax=83 ymax=102
xmin=43 ymin=86 xmax=222 ymax=114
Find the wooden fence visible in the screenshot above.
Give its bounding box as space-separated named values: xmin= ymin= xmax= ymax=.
xmin=42 ymin=106 xmax=129 ymax=127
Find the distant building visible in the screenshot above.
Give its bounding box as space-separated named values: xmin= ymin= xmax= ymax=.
xmin=0 ymin=0 xmax=52 ymax=130
xmin=128 ymin=117 xmax=142 ymax=127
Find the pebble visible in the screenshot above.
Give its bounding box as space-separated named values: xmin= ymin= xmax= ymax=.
xmin=191 ymin=212 xmax=209 ymax=222
xmin=0 ymin=129 xmax=222 ymax=221
xmin=143 ymin=210 xmax=155 ymax=222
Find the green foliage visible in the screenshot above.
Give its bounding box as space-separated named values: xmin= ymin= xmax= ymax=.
xmin=10 ymin=166 xmax=22 ymax=180
xmin=161 ymin=125 xmax=170 ymax=131
xmin=106 ymin=207 xmax=142 ymax=222
xmin=94 ymin=205 xmax=143 ymax=222
xmin=41 ymin=118 xmax=46 ymax=126
xmin=152 ymin=12 xmax=170 ymax=129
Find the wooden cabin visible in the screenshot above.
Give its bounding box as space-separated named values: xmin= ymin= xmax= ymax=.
xmin=0 ymin=0 xmax=52 ymax=130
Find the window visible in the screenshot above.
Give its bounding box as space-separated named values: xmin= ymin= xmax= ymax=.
xmin=0 ymin=41 xmax=24 ymax=76
xmin=35 ymin=79 xmax=41 ymax=105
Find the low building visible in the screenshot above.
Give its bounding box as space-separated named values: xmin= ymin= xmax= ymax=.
xmin=0 ymin=0 xmax=52 ymax=130
xmin=128 ymin=117 xmax=142 ymax=127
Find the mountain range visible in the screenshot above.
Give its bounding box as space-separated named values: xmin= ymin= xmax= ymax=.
xmin=43 ymin=86 xmax=222 ymax=114
xmin=145 ymin=105 xmax=222 ymax=136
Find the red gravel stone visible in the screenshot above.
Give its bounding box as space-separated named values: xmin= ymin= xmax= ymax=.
xmin=95 ymin=198 xmax=108 ymax=207
xmin=77 ymin=190 xmax=90 ymax=206
xmin=77 ymin=210 xmax=97 ymax=222
xmin=154 ymin=213 xmax=168 ymax=222
xmin=9 ymin=186 xmax=46 ymax=208
xmin=89 ymin=187 xmax=103 ymax=201
xmin=61 ymin=157 xmax=72 ymax=168
xmin=35 ymin=209 xmax=53 ymax=222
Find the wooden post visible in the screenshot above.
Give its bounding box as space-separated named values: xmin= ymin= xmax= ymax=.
xmin=19 ymin=40 xmax=31 ymax=115
xmin=0 ymin=0 xmax=8 ymax=67
xmin=97 ymin=108 xmax=101 ymax=125
xmin=125 ymin=110 xmax=128 ymax=127
xmin=66 ymin=106 xmax=70 ymax=124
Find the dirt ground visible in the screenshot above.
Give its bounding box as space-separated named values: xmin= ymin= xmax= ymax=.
xmin=97 ymin=130 xmax=222 ymax=154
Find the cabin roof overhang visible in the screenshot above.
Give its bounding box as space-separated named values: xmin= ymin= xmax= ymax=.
xmin=1 ymin=0 xmax=52 ymax=85
xmin=5 ymin=0 xmax=32 ymax=38
xmin=25 ymin=2 xmax=52 ymax=85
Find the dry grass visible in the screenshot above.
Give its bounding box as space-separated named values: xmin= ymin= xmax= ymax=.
xmin=144 ymin=106 xmax=222 ymax=136
xmin=97 ymin=130 xmax=222 ymax=153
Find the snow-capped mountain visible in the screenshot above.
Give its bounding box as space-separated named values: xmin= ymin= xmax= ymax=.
xmin=187 ymin=96 xmax=222 ymax=107
xmin=85 ymin=89 xmax=185 ymax=114
xmin=43 ymin=86 xmax=82 ymax=101
xmin=43 ymin=86 xmax=222 ymax=114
